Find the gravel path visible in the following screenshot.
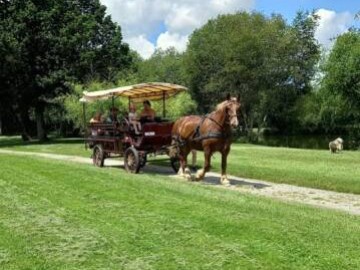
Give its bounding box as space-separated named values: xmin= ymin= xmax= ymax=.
xmin=1 ymin=149 xmax=359 ymax=215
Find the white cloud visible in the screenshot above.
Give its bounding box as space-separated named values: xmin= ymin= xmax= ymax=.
xmin=315 ymin=9 xmax=353 ymax=49
xmin=156 ymin=32 xmax=189 ymax=52
xmin=165 ymin=5 xmax=201 ymax=34
xmin=100 ymin=0 xmax=255 ymax=58
xmin=126 ymin=35 xmax=155 ymax=59
xmin=100 ymin=0 xmax=171 ymax=37
xmin=165 ymin=0 xmax=254 ymax=34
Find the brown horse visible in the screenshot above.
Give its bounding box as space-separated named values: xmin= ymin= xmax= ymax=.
xmin=171 ymin=94 xmax=240 ymax=185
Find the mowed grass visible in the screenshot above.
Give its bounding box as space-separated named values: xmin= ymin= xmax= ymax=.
xmin=0 ymin=154 xmax=360 ymax=269
xmin=0 ymin=136 xmax=90 ymax=157
xmin=198 ymin=144 xmax=360 ymax=194
xmin=1 ymin=136 xmax=360 ymax=194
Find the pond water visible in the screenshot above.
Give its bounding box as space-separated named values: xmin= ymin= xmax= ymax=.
xmin=248 ymin=134 xmax=360 ymax=150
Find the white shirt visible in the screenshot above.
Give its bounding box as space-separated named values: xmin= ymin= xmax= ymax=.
xmin=129 ymin=112 xmax=137 ymax=121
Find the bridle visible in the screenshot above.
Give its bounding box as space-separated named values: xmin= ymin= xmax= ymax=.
xmin=220 ymin=100 xmax=239 ymax=127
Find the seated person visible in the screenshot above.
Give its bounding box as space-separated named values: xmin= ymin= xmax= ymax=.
xmin=90 ymin=112 xmax=102 ymax=123
xmin=109 ymin=107 xmax=119 ymax=122
xmin=128 ymin=103 xmax=141 ymax=134
xmin=90 ymin=112 xmax=102 ymax=136
xmin=140 ymin=100 xmax=156 ymax=123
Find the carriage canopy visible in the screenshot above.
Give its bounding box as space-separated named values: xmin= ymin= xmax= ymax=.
xmin=80 ymin=82 xmax=188 ymax=103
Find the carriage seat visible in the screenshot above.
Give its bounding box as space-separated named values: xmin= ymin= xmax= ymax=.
xmin=88 ymin=122 xmax=123 ymax=137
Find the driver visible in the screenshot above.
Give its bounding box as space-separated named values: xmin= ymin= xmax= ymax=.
xmin=140 ymin=100 xmax=156 ymax=122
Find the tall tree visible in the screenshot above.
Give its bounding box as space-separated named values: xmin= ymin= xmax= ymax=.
xmin=185 ymin=11 xmax=320 ymax=134
xmin=137 ymin=47 xmax=187 ymax=85
xmin=322 ymin=30 xmax=360 ymax=109
xmin=0 ymin=0 xmax=131 ymax=140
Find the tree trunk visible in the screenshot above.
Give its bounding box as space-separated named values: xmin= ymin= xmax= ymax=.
xmin=35 ymin=106 xmax=47 ymax=141
xmin=16 ymin=110 xmax=32 ymax=141
xmin=248 ymin=116 xmax=254 ymax=141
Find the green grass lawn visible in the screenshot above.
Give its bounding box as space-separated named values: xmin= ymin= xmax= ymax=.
xmin=1 ymin=136 xmax=360 ymax=194
xmin=0 ymin=136 xmax=90 ymax=157
xmin=0 ymin=153 xmax=359 ymax=269
xmin=199 ymin=144 xmax=360 ymax=194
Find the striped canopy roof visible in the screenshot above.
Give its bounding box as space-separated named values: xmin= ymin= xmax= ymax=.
xmin=80 ymin=82 xmax=187 ymax=103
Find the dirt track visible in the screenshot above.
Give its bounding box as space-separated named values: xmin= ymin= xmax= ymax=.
xmin=1 ymin=149 xmax=359 ymax=215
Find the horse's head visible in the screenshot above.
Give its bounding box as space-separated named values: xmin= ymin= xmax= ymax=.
xmin=217 ymin=94 xmax=241 ymax=128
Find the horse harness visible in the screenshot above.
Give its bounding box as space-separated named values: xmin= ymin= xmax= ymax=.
xmin=188 ymin=114 xmax=227 ymax=141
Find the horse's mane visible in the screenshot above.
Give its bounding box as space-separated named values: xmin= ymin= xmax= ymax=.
xmin=215 ymin=98 xmax=237 ymax=111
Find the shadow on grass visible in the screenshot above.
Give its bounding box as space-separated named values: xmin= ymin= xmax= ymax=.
xmin=0 ymin=136 xmax=83 ymax=148
xmin=144 ymin=159 xmax=270 ymax=189
xmin=204 ymin=176 xmax=270 ymax=189
xmin=131 ymin=160 xmax=270 ymax=190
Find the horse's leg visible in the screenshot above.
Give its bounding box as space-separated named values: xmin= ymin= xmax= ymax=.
xmin=195 ymin=147 xmax=211 ymax=181
xmin=177 ymin=152 xmax=185 ymax=176
xmin=178 ymin=148 xmax=192 ymax=180
xmin=183 ymin=149 xmax=193 ymax=180
xmin=191 ymin=150 xmax=197 ymax=169
xmin=220 ymin=147 xmax=230 ymax=185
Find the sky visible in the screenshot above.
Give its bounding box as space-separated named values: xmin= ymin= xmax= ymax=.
xmin=99 ymin=0 xmax=360 ymax=59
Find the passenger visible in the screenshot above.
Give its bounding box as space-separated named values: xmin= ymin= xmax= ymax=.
xmin=140 ymin=100 xmax=156 ymax=122
xmin=90 ymin=112 xmax=102 ymax=136
xmin=109 ymin=107 xmax=119 ymax=122
xmin=128 ymin=103 xmax=141 ymax=134
xmin=90 ymin=112 xmax=102 ymax=123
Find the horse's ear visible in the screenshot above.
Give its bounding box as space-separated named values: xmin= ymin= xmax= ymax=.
xmin=226 ymin=93 xmax=231 ymax=100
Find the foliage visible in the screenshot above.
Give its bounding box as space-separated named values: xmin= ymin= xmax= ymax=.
xmin=0 ymin=0 xmax=131 ymax=139
xmin=321 ymin=30 xmax=360 ymax=123
xmin=294 ymin=92 xmax=322 ymax=132
xmin=185 ymin=11 xmax=320 ymax=134
xmin=137 ymin=47 xmax=187 ymax=85
xmin=151 ymin=92 xmax=197 ymax=120
xmin=296 ymin=30 xmax=360 ymax=136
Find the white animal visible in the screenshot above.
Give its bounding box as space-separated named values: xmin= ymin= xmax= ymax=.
xmin=329 ymin=137 xmax=343 ymax=153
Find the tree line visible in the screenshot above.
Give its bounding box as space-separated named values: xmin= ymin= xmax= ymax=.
xmin=1 ymin=1 xmax=359 ymax=143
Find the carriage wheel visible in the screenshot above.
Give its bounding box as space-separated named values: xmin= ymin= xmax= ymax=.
xmin=124 ymin=147 xmax=141 ymax=173
xmin=170 ymin=157 xmax=180 ymax=173
xmin=93 ymin=145 xmax=105 ymax=167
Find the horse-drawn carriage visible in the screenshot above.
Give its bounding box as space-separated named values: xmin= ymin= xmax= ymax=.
xmin=80 ymin=82 xmax=185 ymax=173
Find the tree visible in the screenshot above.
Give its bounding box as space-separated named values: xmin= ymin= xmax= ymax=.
xmin=0 ymin=0 xmax=131 ymax=140
xmin=184 ymin=11 xmax=320 ymax=135
xmin=322 ymin=30 xmax=360 ymax=109
xmin=137 ymin=47 xmax=187 ymax=85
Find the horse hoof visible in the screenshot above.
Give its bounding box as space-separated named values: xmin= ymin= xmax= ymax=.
xmin=183 ymin=168 xmax=192 ymax=181
xmin=195 ymin=169 xmax=205 ymax=181
xmin=221 ymin=177 xmax=230 ymax=186
xmin=177 ymin=167 xmax=185 ymax=176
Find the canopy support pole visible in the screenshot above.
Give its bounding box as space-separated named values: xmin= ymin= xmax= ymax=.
xmin=82 ymin=103 xmax=87 ymax=149
xmin=162 ymin=91 xmax=166 ymax=118
xmin=111 ymin=96 xmax=115 ymax=124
